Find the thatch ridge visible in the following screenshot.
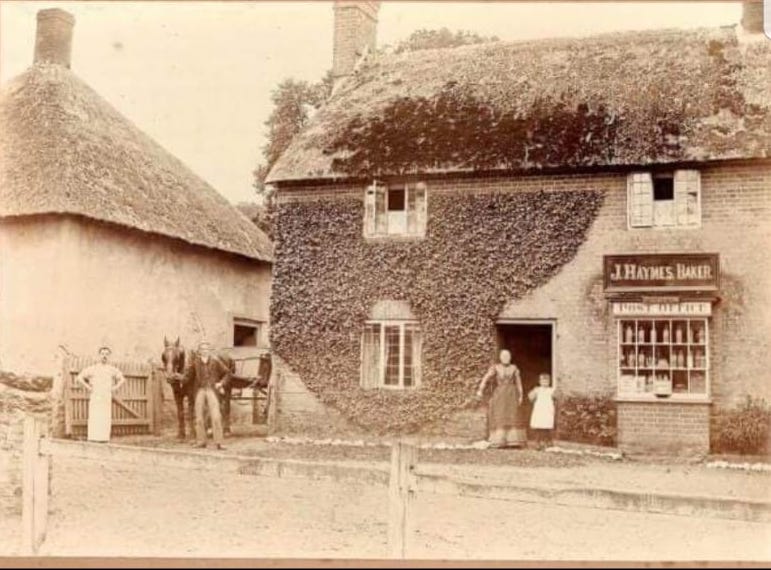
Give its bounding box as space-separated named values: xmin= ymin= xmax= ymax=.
xmin=267 ymin=25 xmax=771 ymax=183
xmin=0 ymin=64 xmax=273 ymax=262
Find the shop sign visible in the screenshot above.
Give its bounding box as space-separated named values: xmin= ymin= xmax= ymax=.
xmin=604 ymin=253 xmax=719 ymax=292
xmin=612 ymin=301 xmax=712 ymax=317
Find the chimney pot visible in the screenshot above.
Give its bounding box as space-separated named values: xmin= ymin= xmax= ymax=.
xmin=740 ymin=1 xmax=764 ymax=34
xmin=34 ymin=8 xmax=75 ymax=68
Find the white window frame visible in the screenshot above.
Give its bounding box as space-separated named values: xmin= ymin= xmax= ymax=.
xmin=616 ymin=317 xmax=710 ymax=401
xmin=360 ymin=319 xmax=421 ymax=390
xmin=627 ymin=170 xmax=701 ymax=230
xmin=363 ymin=181 xmax=428 ymax=239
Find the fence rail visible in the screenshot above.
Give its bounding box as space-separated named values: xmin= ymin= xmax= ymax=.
xmin=20 ymin=414 xmax=769 ymax=557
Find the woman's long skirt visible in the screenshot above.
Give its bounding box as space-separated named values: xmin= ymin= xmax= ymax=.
xmin=487 ymin=384 xmax=526 ymax=447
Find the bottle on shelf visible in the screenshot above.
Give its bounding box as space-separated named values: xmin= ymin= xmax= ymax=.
xmin=651 ymin=326 xmax=657 ymax=344
xmin=677 ymin=350 xmax=685 ymax=368
xmin=662 ymin=326 xmax=670 ymax=343
xmin=675 ymin=324 xmax=684 ymax=344
xmin=687 ymin=349 xmax=694 ymax=369
xmin=625 ymin=324 xmax=634 ymax=344
xmin=639 ymin=327 xmax=646 ymax=344
xmin=697 ymin=326 xmax=705 ymax=344
xmin=688 ymin=324 xmax=694 ymax=344
xmin=638 ymin=351 xmax=646 ymax=367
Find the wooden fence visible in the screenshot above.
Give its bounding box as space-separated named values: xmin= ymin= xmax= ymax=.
xmin=21 ymin=415 xmax=424 ymax=557
xmin=20 ymin=415 xmax=768 ymax=557
xmin=63 ymin=357 xmax=162 ymax=437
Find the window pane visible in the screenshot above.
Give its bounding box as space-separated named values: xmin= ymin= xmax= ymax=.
xmin=653 ymin=177 xmax=674 ymax=201
xmin=403 ymin=327 xmax=413 ymax=387
xmin=653 ymin=200 xmax=675 ymax=227
xmin=388 ymin=188 xmax=406 ymax=211
xmin=618 ymin=317 xmax=709 ymax=397
xmin=384 ymin=325 xmax=401 ymax=386
xmin=387 ymin=211 xmax=407 ymax=234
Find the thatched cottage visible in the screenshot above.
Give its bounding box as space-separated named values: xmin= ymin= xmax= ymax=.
xmin=0 ymin=9 xmax=274 ymax=377
xmin=266 ymin=1 xmax=771 ymax=453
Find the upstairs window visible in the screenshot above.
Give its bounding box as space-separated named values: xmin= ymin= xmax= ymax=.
xmin=627 ymin=170 xmax=701 ymax=229
xmin=364 ymin=181 xmax=427 ymax=238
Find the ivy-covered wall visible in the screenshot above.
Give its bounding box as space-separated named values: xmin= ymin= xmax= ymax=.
xmin=271 ymin=185 xmax=604 ymax=433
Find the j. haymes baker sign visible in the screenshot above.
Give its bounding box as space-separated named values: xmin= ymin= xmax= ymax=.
xmin=604 ymin=253 xmax=720 ymax=291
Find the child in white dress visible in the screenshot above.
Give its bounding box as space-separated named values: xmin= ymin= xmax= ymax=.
xmin=528 ymin=373 xmax=555 ymax=449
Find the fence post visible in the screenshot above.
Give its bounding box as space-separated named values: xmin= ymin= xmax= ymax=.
xmin=22 ymin=415 xmax=50 ymax=554
xmin=387 ymin=441 xmax=417 ymax=559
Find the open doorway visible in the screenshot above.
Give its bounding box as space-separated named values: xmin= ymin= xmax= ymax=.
xmin=496 ymin=321 xmax=554 ymax=437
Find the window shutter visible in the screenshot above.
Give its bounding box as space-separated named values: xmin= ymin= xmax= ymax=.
xmin=360 ymin=324 xmax=381 ymax=389
xmin=674 ymin=170 xmax=701 ymax=227
xmin=375 ymin=183 xmax=387 ymax=235
xmin=414 ymin=182 xmax=427 ymax=236
xmin=363 ymin=184 xmax=377 ymax=237
xmin=627 ymin=173 xmax=653 ymax=228
xmin=406 ymin=184 xmax=417 ymax=234
xmin=411 ymin=326 xmax=422 ymax=388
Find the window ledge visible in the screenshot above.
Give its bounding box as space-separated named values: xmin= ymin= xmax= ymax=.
xmin=614 ymin=395 xmax=712 ymax=405
xmin=364 ymin=234 xmax=426 ymax=243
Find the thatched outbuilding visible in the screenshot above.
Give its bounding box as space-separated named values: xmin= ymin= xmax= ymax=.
xmin=0 ymin=9 xmax=273 ymax=376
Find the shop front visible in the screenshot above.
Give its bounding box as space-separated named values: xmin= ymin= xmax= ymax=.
xmin=604 ymin=253 xmax=720 ymax=453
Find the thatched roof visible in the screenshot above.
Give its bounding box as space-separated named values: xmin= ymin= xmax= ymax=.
xmin=0 ymin=64 xmax=273 ymax=262
xmin=267 ymin=25 xmax=771 ymax=184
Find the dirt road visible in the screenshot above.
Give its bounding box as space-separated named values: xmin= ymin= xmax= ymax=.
xmin=2 ymin=454 xmax=767 ymax=561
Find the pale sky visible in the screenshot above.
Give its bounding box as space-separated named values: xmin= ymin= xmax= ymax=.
xmin=0 ymin=1 xmax=744 ymax=204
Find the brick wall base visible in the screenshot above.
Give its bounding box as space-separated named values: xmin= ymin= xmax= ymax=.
xmin=617 ymin=400 xmax=711 ymax=454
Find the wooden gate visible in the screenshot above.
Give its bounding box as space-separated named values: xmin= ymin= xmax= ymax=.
xmin=63 ymin=356 xmax=160 ymax=437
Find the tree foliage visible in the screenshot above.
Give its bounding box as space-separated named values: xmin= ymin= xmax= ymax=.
xmin=252 ymin=72 xmax=333 ymax=201
xmin=391 ymin=27 xmax=499 ymax=54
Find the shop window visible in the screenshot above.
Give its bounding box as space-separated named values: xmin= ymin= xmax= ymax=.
xmin=627 ymin=170 xmax=701 ymax=229
xmin=364 ymin=181 xmax=427 ymax=238
xmin=361 ymin=321 xmax=422 ymax=389
xmin=233 ymin=318 xmax=261 ymax=347
xmin=617 ymin=318 xmax=709 ymax=398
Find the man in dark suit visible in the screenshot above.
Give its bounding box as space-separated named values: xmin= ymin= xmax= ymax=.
xmin=184 ymin=341 xmax=228 ymax=449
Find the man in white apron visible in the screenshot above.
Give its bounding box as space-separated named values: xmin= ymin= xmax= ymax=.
xmin=75 ymin=346 xmax=126 ymax=442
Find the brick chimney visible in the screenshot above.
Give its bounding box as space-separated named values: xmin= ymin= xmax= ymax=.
xmin=33 ymin=8 xmax=75 ymax=68
xmin=740 ymin=0 xmax=764 ymax=34
xmin=332 ymin=1 xmax=380 ymax=82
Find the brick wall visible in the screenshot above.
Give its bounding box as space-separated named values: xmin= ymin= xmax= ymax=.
xmin=272 ymin=357 xmax=365 ymax=438
xmin=617 ymin=401 xmax=711 ymax=454
xmin=332 ymin=2 xmax=378 ymax=79
xmin=276 ymin=161 xmax=771 ymax=447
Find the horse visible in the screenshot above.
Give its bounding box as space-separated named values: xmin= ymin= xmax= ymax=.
xmin=161 ymin=337 xmax=195 ymax=440
xmin=161 ymin=337 xmax=238 ymax=439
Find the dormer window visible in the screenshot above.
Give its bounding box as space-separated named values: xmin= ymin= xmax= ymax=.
xmin=364 ymin=181 xmax=427 ymax=238
xmin=628 ymin=170 xmax=701 ymax=229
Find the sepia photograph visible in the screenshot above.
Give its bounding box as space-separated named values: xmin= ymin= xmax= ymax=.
xmin=0 ymin=0 xmax=770 ymax=565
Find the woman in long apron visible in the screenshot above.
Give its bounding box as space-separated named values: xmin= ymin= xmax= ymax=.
xmin=75 ymin=346 xmax=126 ymax=442
xmin=476 ymin=349 xmax=526 ymax=448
